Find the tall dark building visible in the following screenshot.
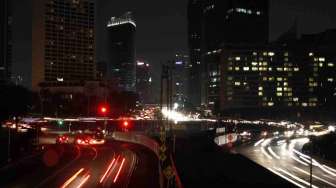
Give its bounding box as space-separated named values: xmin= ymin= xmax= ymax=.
xmin=32 ymin=0 xmax=96 ymax=91
xmin=136 ymin=60 xmax=152 ymax=104
xmin=106 ymin=12 xmax=136 ymax=92
xmin=187 ymin=0 xmax=269 ymax=110
xmin=201 ymin=0 xmax=269 ymax=111
xmin=187 ymin=0 xmax=203 ymax=108
xmin=0 ymin=0 xmax=11 ymax=84
xmin=172 ymin=54 xmax=190 ymax=109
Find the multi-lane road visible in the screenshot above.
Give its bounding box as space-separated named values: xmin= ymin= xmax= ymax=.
xmin=236 ymin=136 xmax=336 ymax=188
xmin=0 ymin=138 xmax=160 ymax=188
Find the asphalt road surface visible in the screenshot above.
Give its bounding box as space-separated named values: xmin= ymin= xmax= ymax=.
xmin=236 ymin=136 xmax=336 ymax=188
xmin=0 ymin=139 xmax=160 ymax=188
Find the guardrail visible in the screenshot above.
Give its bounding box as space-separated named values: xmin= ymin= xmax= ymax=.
xmin=111 ymin=132 xmax=163 ymax=188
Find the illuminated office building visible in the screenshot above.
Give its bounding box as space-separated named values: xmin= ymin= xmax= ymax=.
xmin=32 ymin=0 xmax=96 ymax=91
xmin=219 ymin=30 xmax=336 ymax=113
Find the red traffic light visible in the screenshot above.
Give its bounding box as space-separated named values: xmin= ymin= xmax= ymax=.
xmin=123 ymin=121 xmax=129 ymax=127
xmin=101 ymin=107 xmax=107 ymax=113
xmin=98 ymin=104 xmax=109 ymax=115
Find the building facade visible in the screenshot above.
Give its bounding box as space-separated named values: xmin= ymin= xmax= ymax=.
xmin=219 ymin=30 xmax=336 ymax=115
xmin=32 ymin=0 xmax=96 ymax=91
xmin=0 ymin=0 xmax=11 ymax=84
xmin=136 ymin=60 xmax=152 ymax=104
xmin=106 ymin=12 xmax=136 ymax=92
xmin=171 ymin=54 xmax=190 ymax=109
xmin=187 ymin=0 xmax=203 ymax=107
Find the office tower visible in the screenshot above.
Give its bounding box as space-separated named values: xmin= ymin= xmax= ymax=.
xmin=136 ymin=60 xmax=152 ymax=104
xmin=106 ymin=12 xmax=136 ymax=92
xmin=0 ymin=0 xmax=11 ymax=84
xmin=32 ymin=0 xmax=96 ymax=91
xmin=187 ymin=0 xmax=203 ymax=107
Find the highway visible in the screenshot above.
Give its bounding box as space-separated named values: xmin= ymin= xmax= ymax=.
xmin=0 ymin=138 xmax=159 ymax=188
xmin=236 ymin=136 xmax=336 ymax=188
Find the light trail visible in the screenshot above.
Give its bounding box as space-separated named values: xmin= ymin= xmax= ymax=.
xmin=267 ymin=168 xmax=306 ymax=188
xmin=323 ymin=165 xmax=336 ymax=174
xmin=75 ymin=174 xmax=90 ymax=188
xmin=290 ymin=155 xmax=309 ymax=166
xmin=261 ymin=147 xmax=273 ymax=159
xmin=100 ymin=157 xmax=116 ymax=183
xmin=267 ymin=147 xmax=281 ymax=159
xmin=277 ymin=168 xmax=319 ymax=188
xmin=113 ymin=158 xmax=126 ymax=183
xmin=254 ymin=138 xmax=265 ymax=147
xmin=261 ymin=138 xmax=272 ymax=147
xmin=61 ymin=168 xmax=84 ymax=188
xmin=293 ymin=166 xmax=336 ymax=187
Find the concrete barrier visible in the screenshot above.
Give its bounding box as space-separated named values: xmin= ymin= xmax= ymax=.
xmin=111 ymin=132 xmax=163 ymax=188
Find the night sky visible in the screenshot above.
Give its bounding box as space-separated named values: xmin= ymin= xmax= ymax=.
xmin=10 ymin=0 xmax=336 ymax=88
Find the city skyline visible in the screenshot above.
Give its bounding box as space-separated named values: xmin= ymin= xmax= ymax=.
xmin=8 ymin=0 xmax=336 ymax=88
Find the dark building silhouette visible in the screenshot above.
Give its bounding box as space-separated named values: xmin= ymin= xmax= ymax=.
xmin=187 ymin=0 xmax=203 ymax=108
xmin=106 ymin=12 xmax=136 ymax=92
xmin=136 ymin=60 xmax=152 ymax=104
xmin=0 ymin=0 xmax=11 ymax=84
xmin=32 ymin=0 xmax=96 ymax=91
xmin=172 ymin=54 xmax=190 ymax=109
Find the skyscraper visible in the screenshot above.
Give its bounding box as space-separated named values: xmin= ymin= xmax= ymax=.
xmin=32 ymin=0 xmax=96 ymax=91
xmin=187 ymin=0 xmax=203 ymax=107
xmin=136 ymin=60 xmax=152 ymax=104
xmin=201 ymin=0 xmax=269 ymax=111
xmin=106 ymin=12 xmax=136 ymax=92
xmin=0 ymin=0 xmax=11 ymax=84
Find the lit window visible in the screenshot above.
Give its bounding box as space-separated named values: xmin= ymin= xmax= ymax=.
xmin=309 ymin=52 xmax=314 ymax=56
xmin=319 ymin=63 xmax=324 ymax=67
xmin=319 ymin=57 xmax=325 ymax=62
xmin=277 ymin=87 xmax=283 ymax=91
xmin=252 ymin=67 xmax=258 ymax=71
xmin=277 ymin=67 xmax=283 ymax=72
xmin=276 ymin=92 xmax=283 ymax=97
xmin=253 ymin=52 xmax=257 ymax=56
xmin=328 ymin=63 xmax=334 ymax=67
xmin=277 ymin=77 xmax=283 ymax=81
xmin=258 ymin=92 xmax=263 ymax=96
xmin=268 ymin=102 xmax=274 ymax=106
xmin=294 ymin=67 xmax=299 ymax=72
xmin=234 ymin=82 xmax=241 ymax=86
xmin=268 ymin=68 xmax=273 ymax=71
xmin=293 ymin=98 xmax=299 ymax=102
xmin=258 ymin=87 xmax=263 ymax=91
xmin=284 ymin=52 xmax=289 ymax=57
xmin=302 ymin=103 xmax=308 ymax=107
xmin=252 ymin=62 xmax=258 ymax=66
xmin=328 ymin=78 xmax=334 ymax=82
xmin=284 ymin=82 xmax=288 ymax=86
xmin=268 ymin=52 xmax=275 ymax=56
xmin=235 ymin=57 xmax=241 ymax=61
xmin=228 ymin=67 xmax=233 ymax=71
xmin=235 ymin=67 xmax=240 ymax=71
xmin=243 ymin=67 xmax=250 ymax=71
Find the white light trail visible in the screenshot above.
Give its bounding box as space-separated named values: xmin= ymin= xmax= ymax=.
xmin=261 ymin=147 xmax=273 ymax=159
xmin=261 ymin=138 xmax=272 ymax=147
xmin=277 ymin=168 xmax=319 ymax=188
xmin=267 ymin=147 xmax=281 ymax=159
xmin=267 ymin=168 xmax=306 ymax=188
xmin=254 ymin=138 xmax=265 ymax=147
xmin=293 ymin=166 xmax=336 ymax=187
xmin=290 ymin=155 xmax=309 ymax=166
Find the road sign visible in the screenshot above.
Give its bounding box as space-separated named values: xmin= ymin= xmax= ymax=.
xmin=163 ymin=166 xmax=174 ymax=180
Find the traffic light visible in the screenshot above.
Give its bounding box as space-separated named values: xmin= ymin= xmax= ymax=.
xmin=98 ymin=104 xmax=109 ymax=116
xmin=123 ymin=120 xmax=129 ymax=128
xmin=57 ymin=120 xmax=64 ymax=126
